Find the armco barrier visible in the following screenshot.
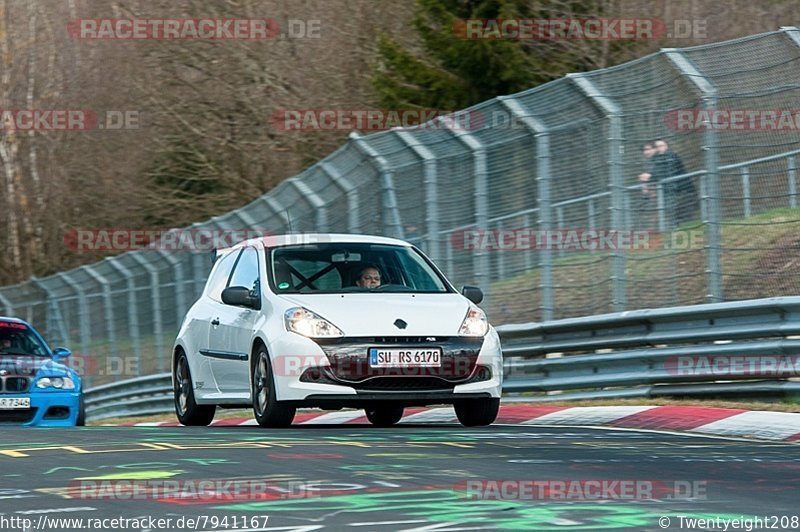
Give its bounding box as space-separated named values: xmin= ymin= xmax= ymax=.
xmin=84 ymin=296 xmax=800 ymax=421
xmin=85 ymin=373 xmax=172 ymax=421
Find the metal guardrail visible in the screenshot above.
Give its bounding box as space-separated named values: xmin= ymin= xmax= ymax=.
xmin=85 ymin=373 xmax=172 ymax=421
xmin=84 ymin=296 xmax=800 ymax=420
xmin=498 ymin=296 xmax=800 ymax=401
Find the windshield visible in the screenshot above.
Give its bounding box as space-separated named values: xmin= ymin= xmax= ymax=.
xmin=269 ymin=243 xmax=451 ymax=294
xmin=0 ymin=322 xmax=49 ymax=356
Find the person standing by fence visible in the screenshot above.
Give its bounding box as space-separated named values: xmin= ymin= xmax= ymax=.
xmin=649 ymin=139 xmax=699 ymax=229
xmin=638 ymin=141 xmax=658 ymax=227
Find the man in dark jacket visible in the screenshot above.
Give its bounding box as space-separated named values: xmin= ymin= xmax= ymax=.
xmin=651 ymin=139 xmax=698 ymax=228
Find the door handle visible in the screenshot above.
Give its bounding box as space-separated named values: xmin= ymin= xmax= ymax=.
xmin=211 ymin=318 xmax=220 ymax=326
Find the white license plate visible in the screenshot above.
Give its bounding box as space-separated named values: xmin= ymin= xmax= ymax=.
xmin=369 ymin=348 xmax=442 ymax=368
xmin=0 ymin=397 xmax=30 ymax=410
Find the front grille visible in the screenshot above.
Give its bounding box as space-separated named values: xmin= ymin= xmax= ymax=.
xmin=349 ymin=377 xmax=456 ymax=391
xmin=3 ymin=377 xmax=30 ymax=393
xmin=0 ymin=408 xmax=37 ymax=423
xmin=302 ymin=364 xmax=492 ymax=391
xmin=317 ymin=336 xmax=457 ymax=345
xmin=362 ymin=336 xmax=454 ymax=344
xmin=318 ymin=337 xmax=483 ymax=382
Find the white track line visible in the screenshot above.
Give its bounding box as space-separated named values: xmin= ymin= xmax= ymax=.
xmin=521 ymin=405 xmax=657 ymax=425
xmin=690 ymin=411 xmax=800 ymax=440
xmin=299 ymin=410 xmax=366 ymax=425
xmin=401 ymin=407 xmax=458 ymax=423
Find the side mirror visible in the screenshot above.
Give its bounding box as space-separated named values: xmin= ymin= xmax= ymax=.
xmin=222 ymin=286 xmax=260 ymax=309
xmin=461 ymin=285 xmax=484 ymax=305
xmin=52 ymin=347 xmax=72 ymax=360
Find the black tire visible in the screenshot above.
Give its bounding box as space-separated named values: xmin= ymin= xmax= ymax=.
xmin=75 ymin=395 xmax=86 ymax=426
xmin=365 ymin=406 xmax=404 ymax=427
xmin=454 ymin=397 xmax=500 ymax=427
xmin=174 ymin=351 xmax=216 ymax=426
xmin=252 ymin=348 xmax=296 ymax=428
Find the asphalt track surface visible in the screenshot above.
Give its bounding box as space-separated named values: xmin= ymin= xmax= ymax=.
xmin=1 ymin=423 xmax=799 ymax=532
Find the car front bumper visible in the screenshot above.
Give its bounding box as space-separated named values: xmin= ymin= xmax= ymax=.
xmin=267 ymin=328 xmax=503 ymax=405
xmin=0 ymin=391 xmax=81 ymax=427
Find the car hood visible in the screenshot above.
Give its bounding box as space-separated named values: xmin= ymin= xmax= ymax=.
xmin=278 ymin=293 xmax=472 ymax=336
xmin=0 ymin=355 xmax=73 ymax=378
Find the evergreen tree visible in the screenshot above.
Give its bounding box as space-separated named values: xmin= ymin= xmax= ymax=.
xmin=372 ymin=0 xmax=641 ymax=109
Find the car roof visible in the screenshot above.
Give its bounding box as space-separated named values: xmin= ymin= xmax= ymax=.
xmin=219 ymin=233 xmax=413 ymax=256
xmin=0 ymin=316 xmax=29 ymax=325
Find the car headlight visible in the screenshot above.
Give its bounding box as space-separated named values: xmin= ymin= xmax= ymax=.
xmin=459 ymin=306 xmax=488 ymax=337
xmin=284 ymin=307 xmax=344 ymax=338
xmin=36 ymin=376 xmax=75 ymax=389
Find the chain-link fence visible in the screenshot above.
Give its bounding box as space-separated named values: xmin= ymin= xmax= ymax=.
xmin=3 ymin=28 xmax=800 ymax=386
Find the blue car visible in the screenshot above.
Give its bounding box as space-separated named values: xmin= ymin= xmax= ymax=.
xmin=0 ymin=317 xmax=84 ymax=426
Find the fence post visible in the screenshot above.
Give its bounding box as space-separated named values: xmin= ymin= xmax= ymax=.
xmin=570 ymin=74 xmax=626 ymax=311
xmin=57 ymin=272 xmax=91 ymax=359
xmin=27 ymin=278 xmax=50 ymax=334
xmin=35 ymin=277 xmax=72 ymax=348
xmin=788 ymin=156 xmax=797 ymax=209
xmin=394 ymin=130 xmax=440 ymax=261
xmin=440 ymin=117 xmax=490 ymax=297
xmin=260 ymin=196 xmax=292 ymax=231
xmin=288 ymin=177 xmax=328 ymax=231
xmin=192 ymin=246 xmax=210 ymax=300
xmin=229 ymin=208 xmax=260 ymax=237
xmin=0 ymin=290 xmax=12 ymax=316
xmin=228 ymin=207 xmax=268 ymax=249
xmin=81 ymin=265 xmax=118 ymax=359
xmin=320 ymin=162 xmax=360 ymax=233
xmin=664 ymin=49 xmax=722 ymax=302
xmin=157 ymin=247 xmax=187 ymax=329
xmin=349 ymin=132 xmax=405 ymax=239
xmin=500 ymin=96 xmax=553 ymax=320
xmin=741 ymin=167 xmax=751 ymax=218
xmin=129 ymin=253 xmax=165 ymax=373
xmin=522 ymin=212 xmax=533 ymax=272
xmin=105 ymin=258 xmax=142 ymax=377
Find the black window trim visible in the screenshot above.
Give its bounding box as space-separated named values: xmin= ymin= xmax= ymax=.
xmin=207 ymin=248 xmax=242 ymax=303
xmin=224 ymin=246 xmax=263 ymax=308
xmin=266 ymin=243 xmax=456 ymax=295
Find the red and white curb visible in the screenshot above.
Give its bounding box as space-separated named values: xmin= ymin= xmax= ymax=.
xmin=112 ymin=404 xmax=800 ymax=441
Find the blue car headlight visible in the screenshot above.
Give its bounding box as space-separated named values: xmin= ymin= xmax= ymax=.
xmin=36 ymin=376 xmax=75 ymax=390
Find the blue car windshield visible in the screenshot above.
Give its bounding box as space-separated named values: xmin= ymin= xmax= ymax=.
xmin=0 ymin=322 xmax=49 ymax=356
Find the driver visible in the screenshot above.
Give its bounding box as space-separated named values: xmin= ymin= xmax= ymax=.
xmin=0 ymin=335 xmax=18 ymax=353
xmin=355 ymin=265 xmax=382 ymax=288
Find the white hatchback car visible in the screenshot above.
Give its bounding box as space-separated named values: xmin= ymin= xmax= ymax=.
xmin=172 ymin=234 xmax=502 ymax=427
